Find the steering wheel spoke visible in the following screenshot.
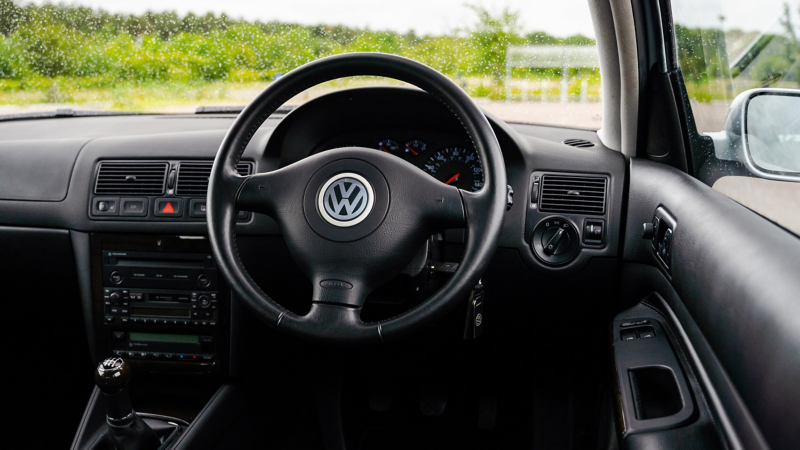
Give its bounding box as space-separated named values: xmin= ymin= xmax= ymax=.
xmin=236 ymin=171 xmax=283 ymax=215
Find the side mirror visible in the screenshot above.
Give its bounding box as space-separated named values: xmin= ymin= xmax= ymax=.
xmin=709 ymin=88 xmax=800 ymax=182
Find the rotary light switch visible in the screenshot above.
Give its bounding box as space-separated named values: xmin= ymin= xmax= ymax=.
xmin=531 ymin=217 xmax=580 ymax=265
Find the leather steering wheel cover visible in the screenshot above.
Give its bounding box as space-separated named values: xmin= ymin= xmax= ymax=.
xmin=208 ymin=52 xmax=506 ymax=344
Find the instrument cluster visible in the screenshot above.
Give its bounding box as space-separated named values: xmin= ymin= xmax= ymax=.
xmin=322 ymin=134 xmax=485 ymax=192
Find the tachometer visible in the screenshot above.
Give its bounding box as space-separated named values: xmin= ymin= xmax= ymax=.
xmin=423 ymin=147 xmax=484 ymax=192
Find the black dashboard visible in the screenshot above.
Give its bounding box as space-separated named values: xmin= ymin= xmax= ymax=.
xmin=0 ymin=86 xmax=626 ymax=378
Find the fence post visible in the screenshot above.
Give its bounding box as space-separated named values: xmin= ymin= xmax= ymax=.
xmin=580 ymin=79 xmax=588 ymax=103
xmin=506 ymin=60 xmax=512 ymax=102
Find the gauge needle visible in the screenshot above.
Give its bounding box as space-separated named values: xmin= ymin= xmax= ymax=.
xmin=405 ymin=145 xmax=418 ymax=156
xmin=380 ymin=145 xmax=390 ymax=153
xmin=444 ymin=173 xmax=460 ymax=185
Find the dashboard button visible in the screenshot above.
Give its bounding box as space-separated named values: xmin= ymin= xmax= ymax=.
xmin=154 ymin=198 xmax=184 ymax=217
xmin=93 ymin=197 xmax=119 ymax=216
xmin=189 ymin=199 xmax=207 ymax=217
xmin=120 ymin=198 xmax=148 ymax=216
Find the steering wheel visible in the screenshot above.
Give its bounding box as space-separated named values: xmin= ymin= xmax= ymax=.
xmin=207 ymin=53 xmax=506 ymax=345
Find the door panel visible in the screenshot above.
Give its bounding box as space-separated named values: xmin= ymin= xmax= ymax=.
xmin=621 ymin=158 xmax=800 ymax=449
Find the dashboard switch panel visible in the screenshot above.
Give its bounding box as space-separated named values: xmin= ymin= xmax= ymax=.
xmin=652 ymin=207 xmax=677 ymax=273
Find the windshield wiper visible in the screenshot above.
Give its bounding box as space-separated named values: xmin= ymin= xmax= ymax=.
xmin=194 ymin=105 xmax=296 ymax=115
xmin=0 ymin=109 xmax=146 ymax=122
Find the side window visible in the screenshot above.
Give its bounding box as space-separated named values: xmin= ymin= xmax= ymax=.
xmin=671 ymin=0 xmax=800 ymax=235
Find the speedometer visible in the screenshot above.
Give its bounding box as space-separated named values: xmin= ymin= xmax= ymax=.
xmin=422 ymin=147 xmax=484 ymax=192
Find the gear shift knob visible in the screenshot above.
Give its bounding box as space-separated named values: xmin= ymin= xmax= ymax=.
xmin=94 ymin=358 xmax=160 ymax=450
xmin=95 ymin=357 xmax=132 ymax=395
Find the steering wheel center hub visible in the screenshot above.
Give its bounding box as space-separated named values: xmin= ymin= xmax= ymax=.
xmin=318 ymin=172 xmax=375 ymax=227
xmin=303 ymin=157 xmax=390 ymax=243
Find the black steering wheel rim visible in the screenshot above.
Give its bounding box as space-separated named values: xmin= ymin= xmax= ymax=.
xmin=207 ymin=52 xmax=506 ymax=345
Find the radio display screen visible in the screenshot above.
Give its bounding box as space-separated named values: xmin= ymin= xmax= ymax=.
xmin=131 ymin=307 xmax=191 ymax=318
xmin=129 ymin=332 xmax=199 ymax=344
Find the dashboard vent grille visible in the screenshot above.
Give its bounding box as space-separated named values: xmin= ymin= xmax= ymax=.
xmin=539 ymin=174 xmax=607 ymax=215
xmin=562 ymin=139 xmax=595 ymax=148
xmin=176 ymin=161 xmax=252 ymax=196
xmin=94 ymin=161 xmax=168 ymax=195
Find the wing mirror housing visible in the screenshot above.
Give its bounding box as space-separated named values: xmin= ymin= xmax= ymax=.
xmin=708 ymin=88 xmax=800 ymax=182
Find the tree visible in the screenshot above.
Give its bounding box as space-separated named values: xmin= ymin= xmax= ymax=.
xmin=466 ymin=5 xmax=525 ymax=80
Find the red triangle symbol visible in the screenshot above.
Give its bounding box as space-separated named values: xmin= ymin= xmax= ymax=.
xmin=162 ymin=202 xmax=174 ymax=213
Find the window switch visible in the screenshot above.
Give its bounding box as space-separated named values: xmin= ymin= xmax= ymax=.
xmin=638 ymin=327 xmax=655 ymax=339
xmin=621 ymin=329 xmax=638 ymax=341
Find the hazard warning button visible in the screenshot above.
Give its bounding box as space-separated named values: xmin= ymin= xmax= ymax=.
xmin=154 ymin=198 xmax=184 ymax=217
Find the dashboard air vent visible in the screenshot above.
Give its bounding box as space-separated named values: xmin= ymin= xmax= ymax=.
xmin=539 ymin=174 xmax=607 ymax=215
xmin=562 ymin=139 xmax=595 ymax=148
xmin=94 ymin=161 xmax=168 ymax=195
xmin=175 ymin=161 xmax=252 ymax=196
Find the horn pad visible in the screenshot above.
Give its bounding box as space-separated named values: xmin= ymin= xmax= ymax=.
xmin=303 ymin=158 xmax=390 ymax=242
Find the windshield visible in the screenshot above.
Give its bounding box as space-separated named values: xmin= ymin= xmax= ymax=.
xmin=0 ymin=0 xmax=600 ymax=128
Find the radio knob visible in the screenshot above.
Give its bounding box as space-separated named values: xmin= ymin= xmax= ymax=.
xmin=198 ymin=295 xmax=211 ymax=309
xmin=109 ymin=292 xmax=121 ymax=304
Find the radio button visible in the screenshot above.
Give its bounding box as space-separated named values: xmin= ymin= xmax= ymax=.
xmin=198 ymin=295 xmax=211 ymax=309
xmin=197 ymin=274 xmax=210 ymax=287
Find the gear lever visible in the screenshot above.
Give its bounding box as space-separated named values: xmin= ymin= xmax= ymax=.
xmin=94 ymin=358 xmax=160 ymax=450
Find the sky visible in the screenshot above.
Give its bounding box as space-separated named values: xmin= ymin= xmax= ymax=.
xmin=670 ymin=0 xmax=796 ymax=33
xmin=27 ymin=0 xmax=598 ymax=37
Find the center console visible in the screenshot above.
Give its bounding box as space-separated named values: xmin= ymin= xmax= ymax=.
xmin=91 ymin=234 xmax=229 ymax=376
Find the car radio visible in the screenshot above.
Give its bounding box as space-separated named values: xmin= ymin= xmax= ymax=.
xmin=101 ymin=250 xmax=220 ymax=327
xmin=103 ymin=288 xmax=219 ymax=327
xmin=93 ymin=239 xmax=229 ymax=374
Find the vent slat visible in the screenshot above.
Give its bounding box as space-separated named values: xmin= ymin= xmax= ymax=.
xmin=176 ymin=161 xmax=251 ymax=196
xmin=94 ymin=162 xmax=168 ymax=195
xmin=562 ymin=139 xmax=596 ymax=148
xmin=539 ymin=174 xmax=607 ymax=215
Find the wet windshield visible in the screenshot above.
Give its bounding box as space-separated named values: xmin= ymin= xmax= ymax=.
xmin=0 ymin=0 xmax=600 ymax=128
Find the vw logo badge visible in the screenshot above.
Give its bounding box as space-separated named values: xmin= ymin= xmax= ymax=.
xmin=318 ymin=173 xmax=375 ymax=227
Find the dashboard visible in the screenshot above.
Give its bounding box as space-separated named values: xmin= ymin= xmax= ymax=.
xmin=0 ymin=85 xmax=626 ymax=384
